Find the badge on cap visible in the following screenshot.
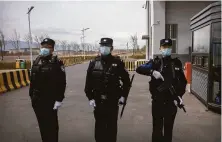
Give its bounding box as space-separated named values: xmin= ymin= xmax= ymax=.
xmin=104 ymin=39 xmax=107 ymax=42
xmin=165 ymin=40 xmax=169 ymax=43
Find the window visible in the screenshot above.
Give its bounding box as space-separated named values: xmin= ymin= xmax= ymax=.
xmin=193 ymin=25 xmax=210 ymax=53
xmin=212 ymin=22 xmax=221 ymax=43
xmin=211 ymin=22 xmax=221 ymax=104
xmin=192 ymin=55 xmax=208 ymax=69
xmin=166 ymin=24 xmax=177 ymax=53
xmin=212 ymin=22 xmax=221 ymax=67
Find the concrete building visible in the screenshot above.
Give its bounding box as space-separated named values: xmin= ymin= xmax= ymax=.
xmin=144 ymin=1 xmax=216 ymax=64
xmin=8 ymin=47 xmax=40 ymax=54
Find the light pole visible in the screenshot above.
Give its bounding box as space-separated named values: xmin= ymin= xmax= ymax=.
xmin=27 ymin=6 xmax=34 ymax=67
xmin=81 ymin=28 xmax=90 ymax=59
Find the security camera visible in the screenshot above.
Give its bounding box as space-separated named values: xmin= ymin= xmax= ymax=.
xmin=142 ymin=4 xmax=145 ymax=8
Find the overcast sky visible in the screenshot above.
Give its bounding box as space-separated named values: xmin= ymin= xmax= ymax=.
xmin=0 ymin=1 xmax=147 ymax=49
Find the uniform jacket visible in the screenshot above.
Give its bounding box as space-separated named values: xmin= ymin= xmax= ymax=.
xmin=136 ymin=56 xmax=187 ymax=101
xmin=84 ymin=54 xmax=130 ymax=101
xmin=29 ymin=55 xmax=66 ymax=103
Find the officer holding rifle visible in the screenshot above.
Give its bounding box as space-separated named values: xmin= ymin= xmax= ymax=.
xmin=136 ymin=38 xmax=187 ymax=142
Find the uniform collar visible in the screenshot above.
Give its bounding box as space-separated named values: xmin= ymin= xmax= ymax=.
xmin=101 ymin=54 xmax=112 ymax=62
xmin=163 ymin=55 xmax=171 ymax=60
xmin=40 ymin=54 xmax=53 ymax=61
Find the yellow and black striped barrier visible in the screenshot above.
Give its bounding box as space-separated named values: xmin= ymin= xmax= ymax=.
xmin=124 ymin=60 xmax=148 ymax=71
xmin=124 ymin=61 xmax=135 ymax=71
xmin=0 ymin=69 xmax=30 ymax=94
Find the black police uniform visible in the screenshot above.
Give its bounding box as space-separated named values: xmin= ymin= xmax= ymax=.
xmin=136 ymin=39 xmax=187 ymax=142
xmin=84 ymin=38 xmax=130 ymax=142
xmin=29 ymin=38 xmax=66 ymax=142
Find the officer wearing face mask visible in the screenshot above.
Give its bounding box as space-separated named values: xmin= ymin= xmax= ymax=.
xmin=84 ymin=37 xmax=130 ymax=142
xmin=136 ymin=38 xmax=187 ymax=142
xmin=29 ymin=38 xmax=66 ymax=142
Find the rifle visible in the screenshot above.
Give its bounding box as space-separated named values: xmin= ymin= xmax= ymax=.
xmin=156 ymin=61 xmax=187 ymax=113
xmin=169 ymin=85 xmax=186 ymax=112
xmin=120 ymin=74 xmax=135 ymax=118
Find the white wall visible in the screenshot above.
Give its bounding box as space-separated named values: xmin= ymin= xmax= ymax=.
xmin=166 ymin=1 xmax=214 ymax=54
xmin=151 ymin=1 xmax=165 ymax=56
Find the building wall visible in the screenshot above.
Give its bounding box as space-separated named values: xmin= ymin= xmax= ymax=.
xmin=150 ymin=1 xmax=215 ymax=65
xmin=166 ymin=1 xmax=215 ymax=54
xmin=151 ymin=1 xmax=165 ymax=56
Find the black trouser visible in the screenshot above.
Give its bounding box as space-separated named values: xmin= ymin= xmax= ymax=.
xmin=152 ymin=100 xmax=177 ymax=142
xmin=32 ymin=101 xmax=59 ymax=142
xmin=93 ymin=103 xmax=119 ymax=142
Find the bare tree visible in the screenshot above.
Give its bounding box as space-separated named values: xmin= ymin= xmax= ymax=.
xmin=130 ymin=34 xmax=138 ymax=55
xmin=54 ymin=40 xmax=61 ymax=51
xmin=70 ymin=42 xmax=80 ymax=53
xmin=67 ymin=43 xmax=72 ymax=56
xmin=34 ymin=34 xmax=50 ymax=48
xmin=24 ymin=34 xmax=31 ymax=48
xmin=60 ymin=40 xmax=67 ymax=56
xmin=0 ymin=30 xmax=6 ymax=60
xmin=0 ymin=40 xmax=2 ymax=60
xmin=9 ymin=29 xmax=21 ymax=58
xmin=34 ymin=35 xmax=41 ymax=48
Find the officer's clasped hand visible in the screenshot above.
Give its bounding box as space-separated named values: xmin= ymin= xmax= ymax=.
xmin=152 ymin=70 xmax=164 ymax=81
xmin=174 ymin=96 xmax=183 ymax=106
xmin=118 ymin=97 xmax=125 ymax=106
xmin=53 ymin=101 xmax=62 ymax=110
xmin=89 ymin=99 xmax=96 ymax=107
xmin=178 ymin=96 xmax=183 ymax=105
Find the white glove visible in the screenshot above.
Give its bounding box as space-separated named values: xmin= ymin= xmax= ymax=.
xmin=178 ymin=96 xmax=183 ymax=105
xmin=152 ymin=70 xmax=164 ymax=81
xmin=174 ymin=96 xmax=183 ymax=106
xmin=53 ymin=101 xmax=62 ymax=110
xmin=118 ymin=97 xmax=125 ymax=106
xmin=89 ymin=99 xmax=96 ymax=107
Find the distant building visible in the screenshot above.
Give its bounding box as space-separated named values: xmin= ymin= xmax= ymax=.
xmin=8 ymin=47 xmax=40 ymax=54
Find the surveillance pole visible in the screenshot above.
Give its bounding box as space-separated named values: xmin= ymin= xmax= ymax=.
xmin=27 ymin=6 xmax=34 ymax=67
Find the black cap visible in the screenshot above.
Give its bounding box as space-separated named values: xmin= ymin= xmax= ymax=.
xmin=41 ymin=38 xmax=55 ymax=47
xmin=99 ymin=38 xmax=113 ymax=46
xmin=160 ymin=38 xmax=172 ymax=46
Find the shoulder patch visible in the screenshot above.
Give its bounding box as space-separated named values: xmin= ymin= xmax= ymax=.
xmin=58 ymin=59 xmax=65 ymax=72
xmin=57 ymin=59 xmax=64 ymax=65
xmin=173 ymin=57 xmax=182 ymax=68
xmin=61 ymin=65 xmax=65 ymax=72
xmin=94 ymin=56 xmax=101 ymax=61
xmin=114 ymin=55 xmax=121 ymax=59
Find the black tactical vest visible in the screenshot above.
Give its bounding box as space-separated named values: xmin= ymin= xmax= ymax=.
xmin=150 ymin=56 xmax=187 ymax=99
xmin=91 ymin=57 xmax=120 ymax=94
xmin=31 ymin=55 xmax=59 ymax=91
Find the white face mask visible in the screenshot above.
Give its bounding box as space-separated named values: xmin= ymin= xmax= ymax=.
xmin=100 ymin=46 xmax=111 ymax=56
xmin=40 ymin=48 xmax=51 ymax=56
xmin=161 ymin=48 xmax=172 ymax=57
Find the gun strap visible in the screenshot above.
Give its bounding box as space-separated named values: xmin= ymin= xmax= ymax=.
xmin=171 ymin=61 xmax=176 ymax=79
xmin=160 ymin=58 xmax=163 ymax=73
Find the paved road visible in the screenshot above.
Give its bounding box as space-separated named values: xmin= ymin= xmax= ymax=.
xmin=0 ymin=63 xmax=220 ymax=142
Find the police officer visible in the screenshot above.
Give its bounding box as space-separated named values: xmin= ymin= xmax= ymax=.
xmin=136 ymin=39 xmax=187 ymax=142
xmin=84 ymin=38 xmax=130 ymax=142
xmin=29 ymin=38 xmax=66 ymax=142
